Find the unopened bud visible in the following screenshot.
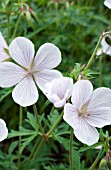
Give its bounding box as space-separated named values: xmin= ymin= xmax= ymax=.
xmin=26 ymin=11 xmax=31 ymax=23
xmin=99 ymin=158 xmax=107 ymax=169
xmin=107 ymin=159 xmax=111 ymax=169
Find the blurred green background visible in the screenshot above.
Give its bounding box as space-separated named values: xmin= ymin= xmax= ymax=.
xmin=0 ymin=0 xmax=111 ymax=169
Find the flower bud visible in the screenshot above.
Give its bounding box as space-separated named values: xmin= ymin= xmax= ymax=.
xmin=99 ymin=158 xmax=107 ymax=169
xmin=26 ymin=11 xmax=31 ymax=23
xmin=107 ymin=159 xmax=111 ymax=169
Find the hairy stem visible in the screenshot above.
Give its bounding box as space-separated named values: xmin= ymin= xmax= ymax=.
xmin=85 ymin=31 xmax=111 ymax=70
xmin=18 ymin=106 xmax=23 ymax=169
xmin=99 ymin=55 xmax=103 ymax=86
xmin=89 ymin=147 xmax=104 ymax=170
xmin=7 ymin=13 xmax=10 ymax=44
xmin=70 ymin=127 xmax=73 ymax=170
xmin=12 ymin=13 xmax=22 ymax=39
xmin=32 ymin=111 xmax=64 ymax=159
xmin=33 ymin=104 xmax=44 ymax=135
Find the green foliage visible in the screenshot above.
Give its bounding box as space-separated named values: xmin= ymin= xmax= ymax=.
xmin=0 ymin=0 xmax=111 ymax=169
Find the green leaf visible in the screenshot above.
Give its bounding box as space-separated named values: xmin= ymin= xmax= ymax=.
xmin=25 ymin=112 xmax=38 ymax=130
xmin=54 ymin=135 xmax=78 ymax=151
xmin=20 ymin=135 xmax=36 ymax=154
xmin=8 ymin=128 xmax=36 ymax=138
xmin=8 ymin=141 xmax=18 ymax=154
xmin=0 ymin=88 xmax=12 ymax=102
xmin=79 ymin=142 xmax=103 ymax=152
xmin=72 ymin=150 xmax=80 ymax=170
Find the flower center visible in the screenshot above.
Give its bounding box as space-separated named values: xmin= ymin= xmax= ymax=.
xmin=27 ymin=70 xmax=34 ymax=77
xmin=26 ymin=69 xmax=37 ymax=77
xmin=78 ymin=103 xmax=89 ymax=117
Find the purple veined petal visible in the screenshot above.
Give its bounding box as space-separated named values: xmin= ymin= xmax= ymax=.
xmin=0 ymin=119 xmax=8 ymax=142
xmin=63 ymin=103 xmax=79 ymax=130
xmin=12 ymin=76 xmax=38 ymax=107
xmin=88 ymin=87 xmax=111 ymax=109
xmin=0 ymin=32 xmax=10 ymax=63
xmin=86 ymin=107 xmax=111 ymax=128
xmin=101 ymin=36 xmax=111 ymax=55
xmin=0 ymin=62 xmax=26 ymax=87
xmin=104 ymin=0 xmax=111 ymax=9
xmin=71 ymin=80 xmax=93 ymax=109
xmin=34 ymin=69 xmax=62 ymax=92
xmin=74 ymin=118 xmax=99 ymax=146
xmin=34 ymin=43 xmax=61 ymax=70
xmin=9 ymin=37 xmax=34 ymax=69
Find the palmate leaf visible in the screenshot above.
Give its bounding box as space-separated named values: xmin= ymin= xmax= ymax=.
xmin=25 ymin=111 xmax=38 ymax=130
xmin=8 ymin=128 xmax=37 ymax=138
xmin=43 ymin=163 xmax=68 ymax=170
xmin=79 ymin=142 xmax=103 ymax=152
xmin=20 ymin=135 xmax=36 ymax=154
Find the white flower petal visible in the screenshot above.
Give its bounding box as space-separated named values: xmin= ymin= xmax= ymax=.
xmin=71 ymin=80 xmax=93 ymax=109
xmin=88 ymin=87 xmax=111 ymax=109
xmin=0 ymin=119 xmax=8 ymax=142
xmin=34 ymin=43 xmax=61 ymax=70
xmin=34 ymin=69 xmax=62 ymax=92
xmin=45 ymin=77 xmax=73 ymax=99
xmin=86 ymin=107 xmax=111 ymax=128
xmin=9 ymin=37 xmax=34 ymax=68
xmin=12 ymin=77 xmax=38 ymax=107
xmin=101 ymin=36 xmax=111 ymax=55
xmin=0 ymin=62 xmax=26 ymax=87
xmin=63 ymin=103 xmax=79 ymax=130
xmin=46 ymin=94 xmax=60 ymax=103
xmin=74 ymin=119 xmax=99 ymax=146
xmin=0 ymin=32 xmax=10 ymax=62
xmin=54 ymin=99 xmax=66 ymax=108
xmin=104 ymin=0 xmax=111 ymax=9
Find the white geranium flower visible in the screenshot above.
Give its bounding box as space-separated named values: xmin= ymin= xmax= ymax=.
xmin=45 ymin=77 xmax=73 ymax=108
xmin=0 ymin=32 xmax=10 ymax=62
xmin=104 ymin=0 xmax=111 ymax=9
xmin=63 ymin=80 xmax=111 ymax=146
xmin=101 ymin=35 xmax=111 ymax=55
xmin=0 ymin=37 xmax=62 ymax=107
xmin=0 ymin=119 xmax=8 ymax=141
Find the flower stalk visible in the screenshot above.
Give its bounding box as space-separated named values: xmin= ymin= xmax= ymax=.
xmin=32 ymin=111 xmax=64 ymax=159
xmin=33 ymin=104 xmax=44 ymax=135
xmin=89 ymin=147 xmax=104 ymax=170
xmin=70 ymin=127 xmax=73 ymax=170
xmin=85 ymin=31 xmax=111 ymax=70
xmin=18 ymin=106 xmax=23 ymax=169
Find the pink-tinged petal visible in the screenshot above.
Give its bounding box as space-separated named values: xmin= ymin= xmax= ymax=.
xmin=0 ymin=119 xmax=8 ymax=142
xmin=63 ymin=103 xmax=79 ymax=130
xmin=0 ymin=62 xmax=26 ymax=87
xmin=34 ymin=69 xmax=62 ymax=92
xmin=88 ymin=87 xmax=111 ymax=110
xmin=86 ymin=107 xmax=111 ymax=128
xmin=104 ymin=0 xmax=111 ymax=9
xmin=0 ymin=32 xmax=10 ymax=62
xmin=54 ymin=99 xmax=66 ymax=108
xmin=74 ymin=119 xmax=99 ymax=146
xmin=12 ymin=77 xmax=38 ymax=107
xmin=101 ymin=36 xmax=111 ymax=55
xmin=71 ymin=80 xmax=93 ymax=109
xmin=34 ymin=43 xmax=61 ymax=70
xmin=9 ymin=37 xmax=34 ymax=69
